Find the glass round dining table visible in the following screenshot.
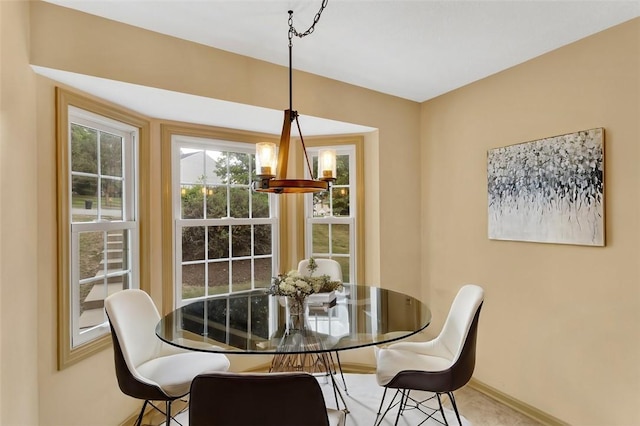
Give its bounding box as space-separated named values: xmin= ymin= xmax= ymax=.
xmin=156 ymin=284 xmax=431 ymax=355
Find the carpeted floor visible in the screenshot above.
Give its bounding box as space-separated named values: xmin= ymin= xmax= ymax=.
xmin=166 ymin=373 xmax=471 ymax=425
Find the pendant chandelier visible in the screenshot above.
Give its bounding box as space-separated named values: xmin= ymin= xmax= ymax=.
xmin=253 ymin=1 xmax=336 ymax=194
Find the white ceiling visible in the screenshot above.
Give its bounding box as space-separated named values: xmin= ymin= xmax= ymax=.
xmin=38 ymin=0 xmax=640 ymax=134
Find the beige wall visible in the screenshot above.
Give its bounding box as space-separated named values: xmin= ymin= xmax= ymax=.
xmin=1 ymin=1 xmax=40 ymax=425
xmin=421 ymin=18 xmax=640 ymax=425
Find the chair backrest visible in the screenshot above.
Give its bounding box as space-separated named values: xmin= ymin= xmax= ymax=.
xmin=104 ymin=290 xmax=164 ymax=379
xmin=189 ymin=372 xmax=331 ymax=426
xmin=437 ymin=284 xmax=484 ymax=366
xmin=449 ymin=295 xmax=483 ymax=391
xmin=298 ymin=258 xmax=343 ymax=281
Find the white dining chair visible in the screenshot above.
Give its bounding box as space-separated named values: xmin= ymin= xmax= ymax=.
xmin=105 ymin=289 xmax=230 ymax=425
xmin=375 ymin=284 xmax=484 ymax=425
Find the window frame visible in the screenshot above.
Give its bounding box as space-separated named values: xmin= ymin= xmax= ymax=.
xmin=161 ymin=124 xmax=282 ymax=313
xmin=298 ymin=136 xmax=365 ymax=285
xmin=171 ymin=135 xmax=279 ymax=307
xmin=56 ymin=88 xmax=150 ymax=370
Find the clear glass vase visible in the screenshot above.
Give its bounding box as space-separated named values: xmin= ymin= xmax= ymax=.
xmin=285 ymin=296 xmax=310 ymax=332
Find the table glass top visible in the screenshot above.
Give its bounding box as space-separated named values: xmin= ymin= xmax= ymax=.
xmin=156 ymin=284 xmax=430 ymax=354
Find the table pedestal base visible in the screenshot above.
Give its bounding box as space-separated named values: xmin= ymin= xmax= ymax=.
xmin=269 ymin=330 xmax=348 ymax=412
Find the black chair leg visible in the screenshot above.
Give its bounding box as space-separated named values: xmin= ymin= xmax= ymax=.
xmin=375 ymin=388 xmax=403 ymax=426
xmin=134 ymin=400 xmax=148 ymax=426
xmin=376 ymin=387 xmax=388 ymax=416
xmin=394 ymin=390 xmax=408 ymax=426
xmin=436 ymin=393 xmax=449 ymax=425
xmin=165 ymin=401 xmax=172 ymax=425
xmin=448 ymin=391 xmax=463 ymax=426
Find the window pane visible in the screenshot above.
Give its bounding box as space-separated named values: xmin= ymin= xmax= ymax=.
xmin=102 ymin=178 xmax=123 ymax=220
xmin=254 ymin=225 xmax=271 ymax=256
xmin=313 ymin=156 xmax=319 ymax=180
xmin=106 ymin=230 xmax=128 ymax=273
xmin=71 ymin=124 xmax=97 ymax=174
xmin=79 ymin=279 xmax=101 ymax=317
xmin=227 ymin=152 xmax=250 ymax=185
xmin=312 ymin=223 xmax=329 ymax=253
xmin=100 ymin=132 xmax=123 ymax=177
xmin=332 ymin=224 xmax=350 ymax=254
xmin=249 ymin=157 xmax=258 ymax=184
xmin=254 ymin=257 xmax=272 ymax=289
xmin=208 ymin=261 xmax=229 ymax=295
xmin=205 ymin=149 xmax=225 ymax=183
xmin=182 ymin=226 xmax=205 ymax=261
xmin=79 ymin=231 xmax=104 ymax=280
xmin=252 ymin=191 xmax=269 ymax=218
xmin=207 ymin=151 xmax=227 ymax=184
xmin=80 ymin=275 xmax=128 ymax=319
xmin=336 ymin=257 xmax=350 ymax=283
xmin=229 ymin=187 xmax=249 ymax=218
xmin=72 ymin=176 xmax=98 ymax=222
xmin=181 ymin=185 xmax=204 ymax=219
xmin=336 ymin=154 xmax=350 ymax=184
xmin=231 ymin=259 xmax=251 ymax=292
xmin=206 ymin=186 xmax=227 ymax=218
xmin=332 ymin=187 xmax=350 ymax=217
xmin=182 ymin=263 xmax=205 ymax=299
xmin=79 ymin=277 xmax=108 ymax=330
xmin=231 ymin=225 xmax=251 ymax=257
xmin=313 ymin=191 xmax=330 ymax=218
xmin=208 ymin=226 xmax=229 ymax=259
xmin=180 ymin=148 xmax=205 ymax=184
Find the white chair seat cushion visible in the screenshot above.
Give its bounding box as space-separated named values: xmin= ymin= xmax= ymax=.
xmin=376 ymin=348 xmax=452 ymax=386
xmin=137 ymin=352 xmax=230 ymax=397
xmin=327 ymin=408 xmax=347 ymax=426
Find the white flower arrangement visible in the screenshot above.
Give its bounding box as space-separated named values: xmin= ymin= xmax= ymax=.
xmin=267 ymin=258 xmax=343 ymax=302
xmin=270 ymin=269 xmax=321 ymax=298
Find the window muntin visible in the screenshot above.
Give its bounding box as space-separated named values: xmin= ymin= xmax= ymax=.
xmin=305 ymin=146 xmax=356 ymax=284
xmin=173 ymin=136 xmax=278 ymax=307
xmin=67 ymin=106 xmax=139 ymax=348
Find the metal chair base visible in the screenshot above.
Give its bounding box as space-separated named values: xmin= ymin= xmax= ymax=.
xmin=374 ymin=388 xmax=463 ymax=426
xmin=134 ymin=399 xmax=186 ymax=426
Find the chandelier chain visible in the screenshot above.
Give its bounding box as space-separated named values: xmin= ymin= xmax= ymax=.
xmin=288 ymin=0 xmax=329 ymax=43
xmin=285 ymin=0 xmax=329 ymax=180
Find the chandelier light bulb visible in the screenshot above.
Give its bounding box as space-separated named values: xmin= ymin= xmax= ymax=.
xmin=256 ymin=142 xmax=277 ymax=177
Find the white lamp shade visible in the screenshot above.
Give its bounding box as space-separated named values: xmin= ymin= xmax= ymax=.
xmin=318 ymin=149 xmax=336 ymax=180
xmin=256 ymin=142 xmax=277 ymax=177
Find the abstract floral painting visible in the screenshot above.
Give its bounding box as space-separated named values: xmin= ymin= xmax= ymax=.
xmin=488 ymin=128 xmax=604 ymax=246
